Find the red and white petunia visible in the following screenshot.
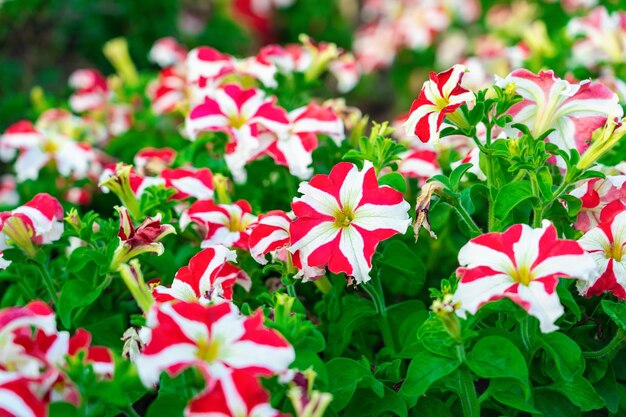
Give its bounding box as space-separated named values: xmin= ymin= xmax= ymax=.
xmin=496 ymin=69 xmax=623 ymax=157
xmin=397 ymin=148 xmax=442 ymax=184
xmin=161 ymin=167 xmax=214 ymax=200
xmin=257 ymin=44 xmax=313 ymax=74
xmin=135 ymin=301 xmax=294 ymax=387
xmin=258 ymin=103 xmax=345 ymax=179
xmin=289 ymin=161 xmax=411 ymax=284
xmin=0 ymin=374 xmax=47 ymax=417
xmin=0 ymin=174 xmax=19 ymax=207
xmin=578 ymin=208 xmax=626 ymax=299
xmin=99 ymin=163 xmax=166 ymax=199
xmin=187 ymin=47 xmax=278 ymax=89
xmin=329 ymin=52 xmax=360 ymax=93
xmin=186 ymin=369 xmax=284 ymax=417
xmin=68 ymin=68 xmax=109 ymax=113
xmin=134 ymin=147 xmax=177 ymax=175
xmin=146 ymin=67 xmax=187 ymax=115
xmin=0 ymin=115 xmax=97 ymax=182
xmin=180 ymin=200 xmax=257 ymax=249
xmin=569 ymin=176 xmax=626 ymax=232
xmin=152 ymin=245 xmax=251 ymax=304
xmin=149 ymin=37 xmax=188 ymax=68
xmin=453 ymin=221 xmax=596 ymax=332
xmin=185 ymin=84 xmax=289 ymax=182
xmin=0 ymin=194 xmax=64 ymax=267
xmin=403 ymin=64 xmax=475 ymax=144
xmin=248 ymin=210 xmax=292 ymax=265
xmin=567 ymin=7 xmax=626 ymax=68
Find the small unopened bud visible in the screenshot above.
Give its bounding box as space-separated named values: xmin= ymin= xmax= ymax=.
xmin=99 ymin=163 xmax=141 ymax=218
xmin=213 ymin=174 xmax=232 ymax=204
xmin=103 ymin=38 xmax=139 ymax=87
xmin=118 ymin=260 xmax=154 ymax=313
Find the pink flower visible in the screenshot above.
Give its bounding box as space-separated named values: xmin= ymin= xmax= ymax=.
xmin=578 ymin=208 xmax=626 ymax=299
xmin=152 ymin=246 xmax=251 ymax=304
xmin=569 ymin=176 xmax=626 ymax=232
xmin=453 ymin=221 xmax=596 ymax=332
xmin=181 ymin=200 xmax=257 ymax=250
xmin=148 ymin=37 xmax=188 ymax=68
xmin=258 ymin=103 xmax=344 ymax=179
xmin=0 ymin=194 xmax=64 ymax=264
xmin=289 ymin=161 xmax=410 ymax=284
xmin=161 ymin=167 xmax=214 ymax=200
xmin=257 ymin=44 xmax=312 ymax=73
xmin=135 ymin=301 xmax=294 ymax=387
xmin=403 ymin=65 xmax=475 ymax=144
xmin=0 ymin=175 xmax=19 ymax=207
xmin=567 ymin=7 xmax=626 ymax=68
xmin=496 ymin=69 xmax=623 ymax=156
xmin=185 ymin=84 xmax=289 ymax=182
xmin=186 ymin=369 xmax=285 ymax=417
xmin=0 ymin=374 xmax=47 ymax=417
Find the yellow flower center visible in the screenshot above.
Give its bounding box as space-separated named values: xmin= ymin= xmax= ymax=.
xmin=228 ymin=215 xmax=244 ymax=232
xmin=196 ymin=338 xmax=220 ymax=363
xmin=433 ymin=95 xmax=450 ymax=111
xmin=605 ymin=243 xmax=624 ymax=262
xmin=43 ymin=139 xmax=59 ymax=153
xmin=334 ymin=206 xmax=355 ymax=228
xmin=228 ymin=114 xmax=247 ymax=129
xmin=510 ymin=265 xmax=534 ymax=286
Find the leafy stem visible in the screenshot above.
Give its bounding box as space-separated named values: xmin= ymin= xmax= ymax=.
xmin=362 ymin=273 xmax=396 ymax=352
xmin=31 ymin=260 xmax=59 ymax=305
xmin=582 ymin=328 xmax=626 ymax=359
xmin=528 ymin=171 xmax=543 ymax=227
xmin=458 ymin=365 xmax=480 ymax=417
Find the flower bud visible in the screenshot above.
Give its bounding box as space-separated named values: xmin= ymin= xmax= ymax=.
xmin=99 ymin=163 xmax=141 ymax=218
xmin=103 ymin=38 xmax=139 ymax=87
xmin=117 ymin=260 xmax=154 ymax=313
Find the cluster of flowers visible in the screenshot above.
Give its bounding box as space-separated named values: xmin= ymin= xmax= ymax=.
xmin=0 ymin=301 xmax=113 ymax=416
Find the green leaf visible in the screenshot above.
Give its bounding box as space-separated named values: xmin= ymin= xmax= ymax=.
xmin=540 ymin=332 xmax=585 ymax=381
xmin=412 ymin=397 xmax=454 ymax=417
xmin=378 ymin=241 xmax=426 ymax=297
xmin=344 ymin=386 xmax=407 ymax=417
xmin=602 ymin=300 xmax=626 ymax=331
xmin=449 ymin=163 xmax=473 ymax=191
xmin=378 ymin=172 xmax=406 ymax=193
xmin=417 ymin=316 xmax=458 ymax=358
xmin=58 ymin=278 xmax=103 ymax=328
xmin=536 ymin=166 xmax=554 ymax=199
xmin=534 ymin=389 xmax=582 ymax=417
xmin=326 ymin=296 xmax=376 ymax=357
xmin=493 ymin=182 xmax=535 ymax=221
xmin=466 ymin=336 xmax=529 ymax=395
xmin=549 ymin=376 xmax=604 ymax=411
xmin=488 ymin=379 xmax=538 ymax=413
xmin=400 ymin=348 xmax=461 ymax=407
xmin=326 ymin=358 xmax=385 ymax=411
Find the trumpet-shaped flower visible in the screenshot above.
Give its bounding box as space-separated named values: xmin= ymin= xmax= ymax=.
xmin=578 ymin=209 xmax=626 ymax=299
xmin=403 ymin=64 xmax=474 ymax=144
xmin=569 ymin=176 xmax=626 ymax=232
xmin=289 ymin=161 xmax=410 ymax=284
xmin=152 ymin=246 xmax=251 ymax=304
xmin=135 ymin=301 xmax=294 ymax=387
xmin=180 ymin=200 xmax=257 ymax=249
xmin=149 ymin=37 xmax=188 ymax=68
xmin=0 ymin=193 xmax=64 ymax=264
xmin=161 ymin=167 xmax=214 ymax=200
xmin=496 ymin=69 xmax=623 ymax=156
xmin=248 ymin=210 xmax=292 ymax=265
xmin=453 ymin=221 xmax=596 ymax=332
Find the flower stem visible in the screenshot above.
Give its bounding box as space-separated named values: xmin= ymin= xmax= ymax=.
xmin=583 ymin=329 xmax=626 ymax=359
xmin=528 ymin=171 xmax=542 ymax=228
xmin=362 ymin=277 xmax=396 ymax=352
xmin=450 ymin=201 xmax=482 ymax=237
xmin=33 ymin=261 xmax=59 ymax=305
xmin=313 ymin=276 xmax=332 ymax=294
xmin=458 ymin=365 xmax=480 ymax=417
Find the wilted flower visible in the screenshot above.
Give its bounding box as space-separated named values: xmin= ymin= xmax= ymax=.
xmin=412 ymin=181 xmax=444 ymax=241
xmin=110 ymin=206 xmax=176 ymax=270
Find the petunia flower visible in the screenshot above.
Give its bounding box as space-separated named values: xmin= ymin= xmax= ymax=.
xmin=258 ymin=103 xmax=345 ymax=179
xmin=148 ymin=37 xmax=188 ymax=68
xmin=289 ymin=160 xmax=411 ymax=284
xmin=152 ymin=245 xmax=251 ymax=304
xmin=0 ymin=193 xmax=64 ymax=264
xmin=496 ymin=69 xmax=623 ymax=159
xmin=403 ymin=64 xmax=475 ymax=144
xmin=185 ymin=84 xmax=289 ymax=182
xmin=180 ymin=200 xmax=257 ymax=250
xmin=569 ymin=176 xmax=626 ymax=232
xmin=135 ymin=301 xmax=294 ymax=387
xmin=248 ymin=210 xmax=292 ymax=265
xmin=161 ymin=167 xmax=214 ymax=201
xmin=453 ymin=220 xmax=596 ymax=332
xmin=578 ymin=208 xmax=626 ymax=299
xmin=186 ymin=369 xmax=285 ymax=417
